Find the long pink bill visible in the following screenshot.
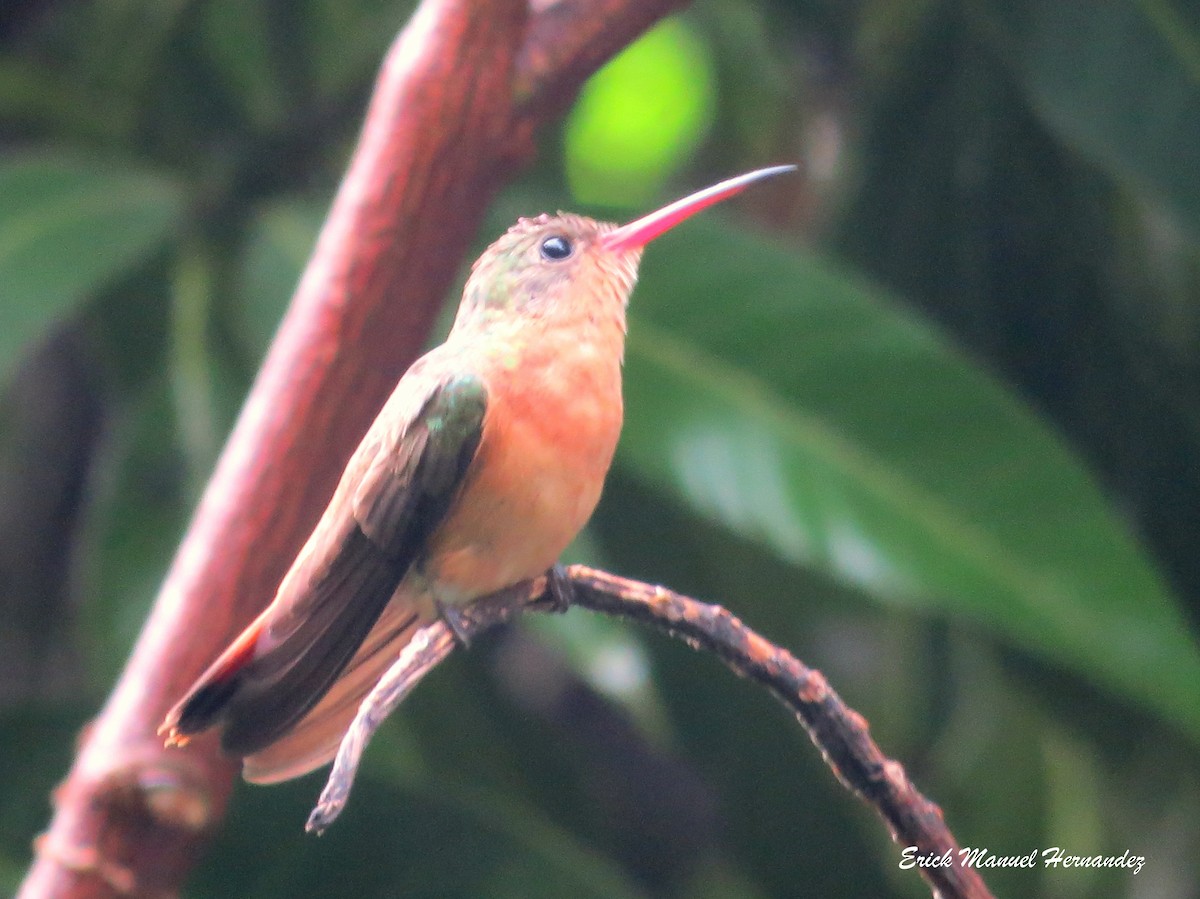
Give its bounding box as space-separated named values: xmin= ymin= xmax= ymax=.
xmin=601 ymin=164 xmax=797 ymax=253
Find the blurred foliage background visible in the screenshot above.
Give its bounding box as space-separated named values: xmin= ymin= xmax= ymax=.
xmin=2 ymin=0 xmax=1199 ymax=896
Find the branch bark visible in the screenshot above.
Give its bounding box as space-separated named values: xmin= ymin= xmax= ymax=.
xmin=19 ymin=1 xmax=682 ymax=896
xmin=304 ymin=566 xmax=994 ymax=899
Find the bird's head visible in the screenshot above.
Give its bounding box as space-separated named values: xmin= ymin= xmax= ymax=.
xmin=453 ymin=165 xmax=796 ymax=334
xmin=455 ymin=212 xmax=638 ymax=333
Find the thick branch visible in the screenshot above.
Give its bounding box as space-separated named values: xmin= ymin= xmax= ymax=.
xmin=513 ymin=0 xmax=689 ymax=119
xmin=306 ymin=566 xmax=994 ymax=899
xmin=19 ymin=0 xmax=681 ymax=896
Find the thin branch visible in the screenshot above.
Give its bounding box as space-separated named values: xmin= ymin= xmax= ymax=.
xmin=306 ymin=565 xmax=994 ymax=899
xmin=19 ymin=0 xmax=681 ymax=896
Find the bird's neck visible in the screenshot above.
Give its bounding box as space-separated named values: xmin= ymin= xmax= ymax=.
xmin=452 ymin=289 xmax=627 ymax=357
xmin=447 ymin=301 xmax=626 ymax=405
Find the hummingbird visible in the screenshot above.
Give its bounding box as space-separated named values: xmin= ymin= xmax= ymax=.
xmin=160 ymin=165 xmax=795 ymax=784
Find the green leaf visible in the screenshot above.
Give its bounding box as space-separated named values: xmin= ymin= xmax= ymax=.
xmin=301 ymin=0 xmax=417 ymax=101
xmin=0 ymin=154 xmax=184 ymax=385
xmin=590 ymin=473 xmax=900 ymax=895
xmin=617 ymin=216 xmax=1200 ymax=740
xmin=191 ymin=777 xmax=646 ymax=899
xmin=200 ymin=0 xmax=290 ymax=129
xmin=564 ymin=17 xmax=716 ymax=207
xmin=0 ymin=709 xmax=86 ymax=895
xmin=927 ymin=641 xmax=1050 ymax=898
xmin=80 ymin=378 xmax=189 ymax=683
xmin=981 ymin=0 xmax=1200 ymax=236
xmin=238 ymin=197 xmax=329 ymax=363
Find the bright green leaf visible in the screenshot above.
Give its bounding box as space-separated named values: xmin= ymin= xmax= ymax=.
xmin=565 ymin=17 xmax=716 ymax=207
xmin=0 ymin=154 xmax=184 ymax=385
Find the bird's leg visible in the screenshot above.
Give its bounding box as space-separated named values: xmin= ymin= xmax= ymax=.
xmin=436 ymin=599 xmax=472 ymax=649
xmin=545 ymin=564 xmax=575 ymax=614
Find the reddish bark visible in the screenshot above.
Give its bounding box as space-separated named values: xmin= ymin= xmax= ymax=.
xmin=18 ymin=0 xmax=683 ymax=895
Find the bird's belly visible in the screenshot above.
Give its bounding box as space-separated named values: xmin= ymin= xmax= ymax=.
xmin=420 ymin=366 xmax=622 ymax=602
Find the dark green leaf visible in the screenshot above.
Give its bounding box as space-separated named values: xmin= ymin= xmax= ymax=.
xmin=191 ymin=776 xmax=646 ymax=899
xmin=80 ymin=378 xmax=189 ymax=683
xmin=0 ymin=154 xmax=184 ymax=385
xmin=0 ymin=710 xmax=86 ymax=896
xmin=200 ymin=0 xmax=290 ymax=129
xmin=982 ymin=0 xmax=1200 ymax=236
xmin=617 ymin=217 xmax=1200 ymax=740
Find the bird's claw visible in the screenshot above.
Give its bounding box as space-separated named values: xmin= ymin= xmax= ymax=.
xmin=436 ymin=599 xmax=472 ymax=648
xmin=546 ymin=564 xmax=575 ymax=614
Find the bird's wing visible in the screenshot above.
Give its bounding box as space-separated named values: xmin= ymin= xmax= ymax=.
xmin=350 ymin=372 xmax=489 ymax=558
xmin=161 ymin=372 xmax=488 ymax=755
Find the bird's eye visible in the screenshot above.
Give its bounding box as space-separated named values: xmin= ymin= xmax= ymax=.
xmin=539 ymin=235 xmax=573 ymax=261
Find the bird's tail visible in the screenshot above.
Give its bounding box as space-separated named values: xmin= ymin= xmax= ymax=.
xmin=241 ymin=595 xmax=425 ymax=784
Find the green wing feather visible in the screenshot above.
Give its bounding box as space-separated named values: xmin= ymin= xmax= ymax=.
xmin=352 ymin=374 xmax=489 ymax=556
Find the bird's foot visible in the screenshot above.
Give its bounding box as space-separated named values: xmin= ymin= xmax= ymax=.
xmin=545 ymin=564 xmax=575 ymax=614
xmin=436 ymin=599 xmax=472 ymax=649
